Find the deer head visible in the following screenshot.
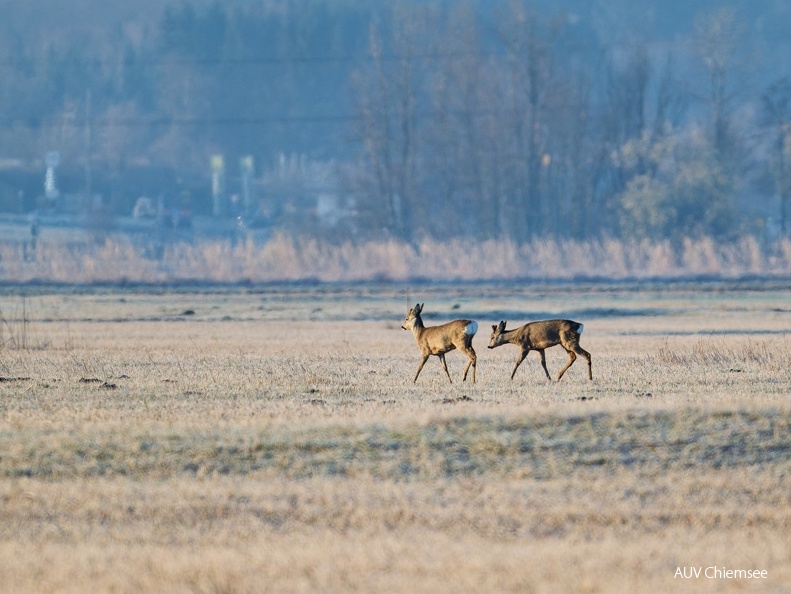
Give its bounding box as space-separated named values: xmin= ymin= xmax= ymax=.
xmin=488 ymin=321 xmax=508 ymax=348
xmin=402 ymin=303 xmax=424 ymax=331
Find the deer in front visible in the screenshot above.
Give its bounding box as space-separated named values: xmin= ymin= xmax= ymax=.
xmin=488 ymin=319 xmax=592 ymax=381
xmin=401 ymin=303 xmax=478 ymax=383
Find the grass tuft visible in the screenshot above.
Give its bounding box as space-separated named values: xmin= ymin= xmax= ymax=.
xmin=650 ymin=337 xmax=791 ymax=369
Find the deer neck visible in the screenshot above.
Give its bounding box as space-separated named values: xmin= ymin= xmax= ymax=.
xmin=504 ymin=328 xmax=523 ymax=345
xmin=410 ymin=316 xmax=426 ymax=339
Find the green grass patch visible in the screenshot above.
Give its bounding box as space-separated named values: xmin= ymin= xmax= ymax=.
xmin=3 ymin=409 xmax=789 ymax=481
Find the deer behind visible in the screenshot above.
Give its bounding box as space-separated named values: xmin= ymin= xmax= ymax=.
xmin=488 ymin=319 xmax=592 ymax=381
xmin=401 ymin=303 xmax=478 ymax=383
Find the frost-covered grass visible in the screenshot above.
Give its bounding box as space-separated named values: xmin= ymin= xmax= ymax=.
xmin=0 ymin=284 xmax=790 ymax=593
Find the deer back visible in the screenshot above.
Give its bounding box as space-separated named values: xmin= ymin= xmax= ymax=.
xmin=419 ymin=319 xmax=476 ymax=353
xmin=523 ymin=319 xmax=581 ymax=349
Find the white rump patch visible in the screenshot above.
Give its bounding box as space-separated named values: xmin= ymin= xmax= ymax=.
xmin=465 ymin=321 xmax=478 ymax=336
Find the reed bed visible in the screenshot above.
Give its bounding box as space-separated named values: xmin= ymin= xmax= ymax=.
xmin=2 ymin=234 xmax=791 ymax=283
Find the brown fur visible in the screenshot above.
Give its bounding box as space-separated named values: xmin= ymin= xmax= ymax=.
xmin=488 ymin=319 xmax=592 ymax=381
xmin=402 ymin=303 xmax=478 ymax=383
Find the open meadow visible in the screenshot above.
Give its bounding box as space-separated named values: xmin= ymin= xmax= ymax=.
xmin=1 ymin=281 xmax=790 ymax=593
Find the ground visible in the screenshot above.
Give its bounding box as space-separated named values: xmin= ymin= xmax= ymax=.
xmin=0 ymin=281 xmax=789 ymax=593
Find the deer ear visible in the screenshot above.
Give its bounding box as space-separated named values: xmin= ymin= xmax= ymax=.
xmin=491 ymin=325 xmax=497 ymax=332
xmin=418 ymin=303 xmax=424 ymax=312
xmin=499 ymin=321 xmax=506 ymax=330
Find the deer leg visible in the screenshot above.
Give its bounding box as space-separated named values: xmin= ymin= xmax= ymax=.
xmin=438 ymin=354 xmax=453 ymax=383
xmin=575 ymin=346 xmax=592 ymax=380
xmin=556 ymin=350 xmax=577 ymax=381
xmin=511 ymin=349 xmax=529 ymax=380
xmin=414 ymin=355 xmax=430 ymax=383
xmin=460 ymin=346 xmax=477 ymax=382
xmin=538 ymin=349 xmax=551 ymax=380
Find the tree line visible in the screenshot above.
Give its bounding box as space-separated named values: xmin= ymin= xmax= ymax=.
xmin=1 ymin=0 xmax=790 ymax=244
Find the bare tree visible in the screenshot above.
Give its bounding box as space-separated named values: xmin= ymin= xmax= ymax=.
xmin=694 ymin=8 xmax=747 ymax=160
xmin=351 ymin=6 xmax=433 ymax=241
xmin=492 ymin=2 xmax=554 ymax=241
xmin=544 ymin=68 xmax=599 ymax=238
xmin=424 ymin=5 xmax=492 ymax=239
xmin=762 ymin=77 xmax=791 ymax=236
xmin=653 ymin=53 xmax=686 ymax=138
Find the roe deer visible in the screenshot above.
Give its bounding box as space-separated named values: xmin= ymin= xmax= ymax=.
xmin=401 ymin=303 xmax=478 ymax=383
xmin=488 ymin=319 xmax=592 ymax=381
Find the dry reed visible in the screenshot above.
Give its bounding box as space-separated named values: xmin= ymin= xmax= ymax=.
xmin=2 ymin=234 xmax=791 ymax=283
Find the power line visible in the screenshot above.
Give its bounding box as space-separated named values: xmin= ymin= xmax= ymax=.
xmin=0 ymin=45 xmax=612 ymax=69
xmin=0 ymin=106 xmax=523 ymax=129
xmin=0 ymin=55 xmax=369 ymax=67
xmin=0 ymin=114 xmax=358 ymax=128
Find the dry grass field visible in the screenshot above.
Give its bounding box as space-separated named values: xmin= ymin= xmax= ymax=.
xmin=1 ymin=281 xmax=790 ymax=593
